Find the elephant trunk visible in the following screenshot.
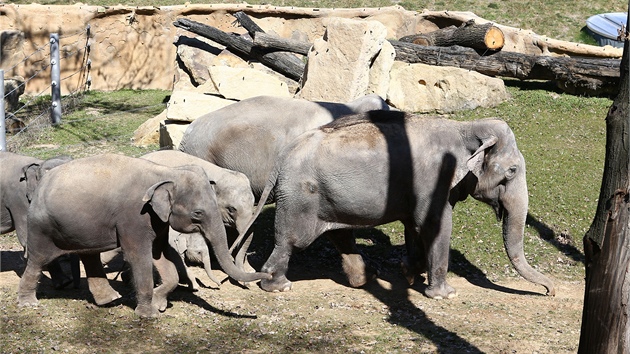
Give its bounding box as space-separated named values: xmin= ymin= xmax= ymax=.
xmin=200 ymin=245 xmax=223 ymax=288
xmin=501 ymin=175 xmax=556 ymax=296
xmin=203 ymin=214 xmax=271 ymax=283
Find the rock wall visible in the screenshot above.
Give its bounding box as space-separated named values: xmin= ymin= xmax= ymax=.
xmin=0 ymin=3 xmax=426 ymax=95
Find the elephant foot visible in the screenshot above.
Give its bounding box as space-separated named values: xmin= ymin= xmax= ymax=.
xmin=401 ymin=257 xmax=427 ymax=286
xmin=87 ymin=278 xmax=121 ymax=306
xmin=260 ymin=276 xmax=292 ymax=292
xmin=341 ymin=253 xmax=376 ymax=288
xmin=93 ymin=290 xmax=122 ymax=306
xmin=152 ymin=297 xmax=168 ymax=312
xmin=135 ymin=303 xmax=159 ymax=318
xmin=425 ymin=283 xmax=457 ymax=300
xmin=17 ymin=293 xmax=39 ymax=307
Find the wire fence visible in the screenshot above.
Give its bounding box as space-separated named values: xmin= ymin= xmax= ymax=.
xmin=1 ymin=27 xmax=93 ymax=151
xmin=1 ymin=26 xmax=168 ymax=154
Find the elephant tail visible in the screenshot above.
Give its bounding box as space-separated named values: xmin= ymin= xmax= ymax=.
xmin=228 ymin=170 xmax=277 ymax=254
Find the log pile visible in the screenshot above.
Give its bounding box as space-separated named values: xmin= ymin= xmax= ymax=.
xmin=174 ymin=11 xmax=620 ymax=97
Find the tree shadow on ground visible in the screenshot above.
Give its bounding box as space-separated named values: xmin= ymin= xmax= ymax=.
xmin=526 ymin=213 xmax=585 ymax=264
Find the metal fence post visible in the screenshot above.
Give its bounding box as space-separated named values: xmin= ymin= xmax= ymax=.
xmin=50 ymin=33 xmax=62 ymax=125
xmin=0 ymin=69 xmax=6 ymax=151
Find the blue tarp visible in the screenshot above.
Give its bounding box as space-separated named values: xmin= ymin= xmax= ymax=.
xmin=586 ymin=12 xmax=627 ymax=48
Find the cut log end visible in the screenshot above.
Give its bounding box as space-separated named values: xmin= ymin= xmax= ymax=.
xmin=485 ymin=26 xmax=505 ymax=50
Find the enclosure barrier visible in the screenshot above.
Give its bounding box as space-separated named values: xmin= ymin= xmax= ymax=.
xmin=2 ymin=26 xmax=92 ymax=150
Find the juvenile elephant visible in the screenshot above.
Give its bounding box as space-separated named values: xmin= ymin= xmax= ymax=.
xmin=249 ymin=111 xmax=555 ymax=299
xmin=179 ymin=94 xmax=392 ymax=203
xmin=18 ymin=154 xmax=270 ymax=317
xmin=141 ymin=150 xmax=256 ymax=281
xmin=141 ymin=150 xmax=254 ymax=236
xmin=169 ymin=229 xmax=222 ymax=290
xmin=0 ymin=151 xmax=76 ymax=288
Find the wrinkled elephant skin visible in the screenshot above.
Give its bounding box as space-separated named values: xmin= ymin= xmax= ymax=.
xmin=253 ymin=111 xmax=555 ymax=299
xmin=17 ymin=154 xmax=270 ymax=317
xmin=0 ymin=152 xmax=76 ymax=288
xmin=179 ymin=94 xmax=392 ymax=203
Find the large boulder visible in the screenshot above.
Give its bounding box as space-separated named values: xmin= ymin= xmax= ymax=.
xmin=297 ymin=18 xmax=392 ymax=102
xmin=387 ymin=61 xmax=510 ymax=113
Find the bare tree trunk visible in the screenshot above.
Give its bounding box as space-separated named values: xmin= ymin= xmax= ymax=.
xmin=578 ymin=8 xmax=630 ymax=353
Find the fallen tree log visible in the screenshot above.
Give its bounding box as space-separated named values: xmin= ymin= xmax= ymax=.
xmin=253 ymin=31 xmax=312 ymax=55
xmin=399 ymin=21 xmax=505 ymax=51
xmin=173 ymin=18 xmax=304 ymax=82
xmin=390 ymin=40 xmax=621 ymax=95
xmin=232 ymin=11 xmax=308 ymax=65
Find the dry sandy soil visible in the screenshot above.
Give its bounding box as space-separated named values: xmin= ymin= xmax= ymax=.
xmin=0 ymin=233 xmax=584 ymax=353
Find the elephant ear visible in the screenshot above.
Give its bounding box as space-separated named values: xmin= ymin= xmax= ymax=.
xmin=466 ymin=136 xmax=498 ymax=178
xmin=21 ymin=163 xmax=42 ymax=203
xmin=143 ymin=181 xmax=175 ymax=222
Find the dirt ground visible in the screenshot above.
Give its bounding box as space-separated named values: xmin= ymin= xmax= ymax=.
xmin=0 ymin=235 xmax=584 ymax=353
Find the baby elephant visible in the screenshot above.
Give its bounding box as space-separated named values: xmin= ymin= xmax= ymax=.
xmin=169 ymin=229 xmax=222 ymax=290
xmin=18 ymin=154 xmax=270 ymax=317
xmin=141 ymin=150 xmax=256 ymax=281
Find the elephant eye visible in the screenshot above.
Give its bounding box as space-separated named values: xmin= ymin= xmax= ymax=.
xmin=191 ymin=210 xmax=204 ymax=223
xmin=505 ymin=166 xmax=517 ymax=179
xmin=227 ymin=206 xmax=237 ymax=215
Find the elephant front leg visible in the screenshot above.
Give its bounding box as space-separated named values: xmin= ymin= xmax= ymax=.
xmin=423 ymin=209 xmax=457 ymax=300
xmin=80 ymin=254 xmax=121 ymax=306
xmin=152 ymin=251 xmax=179 ymax=313
xmin=260 ymin=238 xmax=293 ymax=292
xmin=326 ymin=229 xmax=375 ymax=288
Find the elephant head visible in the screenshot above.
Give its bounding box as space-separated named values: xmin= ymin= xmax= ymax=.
xmin=143 ymin=165 xmax=271 ymax=284
xmin=455 ymin=119 xmax=555 ymax=296
xmin=22 ymin=155 xmax=73 ymax=202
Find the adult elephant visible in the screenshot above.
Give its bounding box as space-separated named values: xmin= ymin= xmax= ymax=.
xmin=17 ymin=154 xmax=270 ymax=317
xmin=0 ymin=152 xmax=75 ymax=288
xmin=247 ymin=111 xmax=555 ymax=299
xmin=178 ymin=94 xmax=392 ymax=203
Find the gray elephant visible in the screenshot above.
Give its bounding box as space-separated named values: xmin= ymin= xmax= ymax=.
xmin=169 ymin=229 xmax=222 ymax=290
xmin=178 ymin=94 xmax=392 ymax=203
xmin=248 ymin=111 xmax=555 ymax=299
xmin=17 ymin=154 xmax=270 ymax=317
xmin=141 ymin=150 xmax=256 ymax=282
xmin=0 ymin=151 xmax=76 ymax=288
xmin=141 ymin=150 xmax=254 ymax=236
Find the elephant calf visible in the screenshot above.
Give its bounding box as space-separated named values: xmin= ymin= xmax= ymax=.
xmin=250 ymin=111 xmax=555 ymax=299
xmin=18 ymin=154 xmax=270 ymax=317
xmin=141 ymin=150 xmax=257 ymax=287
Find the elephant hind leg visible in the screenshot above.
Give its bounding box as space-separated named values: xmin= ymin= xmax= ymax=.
xmin=401 ymin=220 xmax=427 ymax=286
xmin=326 ymin=229 xmax=375 ymax=288
xmin=80 ymin=254 xmax=121 ymax=306
xmin=18 ymin=260 xmax=44 ymax=307
xmin=18 ymin=236 xmax=64 ymax=306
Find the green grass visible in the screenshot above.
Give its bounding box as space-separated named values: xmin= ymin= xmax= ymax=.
xmin=9 ymin=89 xmax=167 ymax=158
